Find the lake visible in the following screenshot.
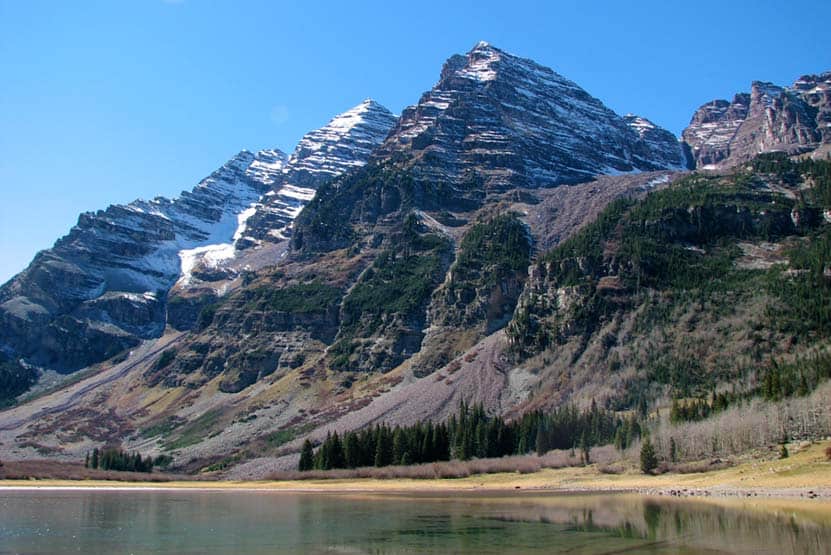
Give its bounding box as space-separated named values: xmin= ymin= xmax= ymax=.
xmin=0 ymin=489 xmax=829 ymax=553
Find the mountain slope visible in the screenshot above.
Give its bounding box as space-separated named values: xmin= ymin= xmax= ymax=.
xmin=0 ymin=149 xmax=285 ymax=372
xmin=0 ymin=100 xmax=397 ymax=380
xmin=506 ymin=154 xmax=831 ymax=412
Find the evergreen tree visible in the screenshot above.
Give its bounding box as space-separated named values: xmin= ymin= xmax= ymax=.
xmin=299 ymin=439 xmax=314 ymax=471
xmin=344 ymin=433 xmax=361 ymax=468
xmin=640 ymin=437 xmax=658 ymax=474
xmin=374 ymin=426 xmax=393 ymax=467
xmin=579 ymin=429 xmax=591 ymax=465
xmin=392 ymin=427 xmax=406 ymax=465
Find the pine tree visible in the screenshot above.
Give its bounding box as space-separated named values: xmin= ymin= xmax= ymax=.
xmin=640 ymin=437 xmax=658 ymax=474
xmin=579 ymin=429 xmax=591 ymax=465
xmin=344 ymin=433 xmax=360 ymax=468
xmin=392 ymin=427 xmax=406 ymax=465
xmin=299 ymin=439 xmax=314 ymax=471
xmin=374 ymin=426 xmax=393 ymax=467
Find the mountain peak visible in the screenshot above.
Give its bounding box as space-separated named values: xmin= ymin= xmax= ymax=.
xmin=381 ymin=44 xmax=686 ymax=190
xmin=318 ymin=99 xmax=393 ymax=133
xmin=458 ymin=42 xmax=502 ymax=82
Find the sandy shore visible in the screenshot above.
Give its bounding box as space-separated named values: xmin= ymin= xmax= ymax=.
xmin=2 ymin=442 xmax=830 ymax=501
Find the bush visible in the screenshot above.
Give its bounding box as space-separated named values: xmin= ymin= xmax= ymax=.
xmin=826 ymin=445 xmax=831 ymax=461
xmin=154 ymin=349 xmax=176 ymax=370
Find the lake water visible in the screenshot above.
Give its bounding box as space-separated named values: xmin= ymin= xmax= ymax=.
xmin=0 ymin=489 xmax=829 ymax=554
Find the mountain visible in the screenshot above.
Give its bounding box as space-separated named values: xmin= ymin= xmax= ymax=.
xmin=0 ymin=149 xmax=285 ymax=372
xmin=3 ymin=43 xmax=830 ymax=479
xmin=164 ymin=100 xmax=397 ymax=330
xmin=375 ymin=42 xmax=687 ymax=194
xmin=682 ymin=72 xmax=831 ymax=168
xmin=237 ymin=99 xmax=397 ymax=249
xmin=0 ymin=100 xmax=396 ymax=376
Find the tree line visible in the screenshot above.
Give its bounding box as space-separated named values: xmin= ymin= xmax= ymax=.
xmin=299 ymin=400 xmax=636 ymax=471
xmin=668 ymin=352 xmax=831 ymax=424
xmin=84 ymin=447 xmax=154 ymax=473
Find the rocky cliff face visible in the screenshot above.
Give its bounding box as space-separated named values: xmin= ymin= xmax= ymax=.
xmin=376 ymin=42 xmax=686 ymax=194
xmin=238 ymin=100 xmax=397 ymax=247
xmin=0 ymin=150 xmax=285 ymax=371
xmin=682 ymin=72 xmax=831 ymax=168
xmin=0 ymin=99 xmax=397 ymax=374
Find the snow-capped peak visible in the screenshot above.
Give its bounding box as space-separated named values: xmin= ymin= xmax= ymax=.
xmin=458 ymin=42 xmax=501 ymax=82
xmin=623 ymin=114 xmax=658 ymax=138
xmin=227 ymin=99 xmax=398 ymax=249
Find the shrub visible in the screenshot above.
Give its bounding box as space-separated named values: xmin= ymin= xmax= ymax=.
xmin=154 ymin=349 xmax=176 ymax=370
xmin=825 ymin=445 xmax=831 ymax=461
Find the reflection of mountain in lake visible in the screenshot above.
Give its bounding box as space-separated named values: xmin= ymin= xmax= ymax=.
xmin=472 ymin=494 xmax=831 ymax=554
xmin=1 ymin=490 xmax=829 ymax=553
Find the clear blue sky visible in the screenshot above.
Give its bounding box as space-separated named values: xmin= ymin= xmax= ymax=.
xmin=1 ymin=0 xmax=829 ymax=284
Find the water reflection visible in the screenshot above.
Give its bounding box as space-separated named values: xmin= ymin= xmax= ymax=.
xmin=0 ymin=489 xmax=828 ymax=554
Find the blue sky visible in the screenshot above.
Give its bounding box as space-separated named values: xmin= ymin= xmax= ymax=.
xmin=1 ymin=0 xmax=829 ymax=284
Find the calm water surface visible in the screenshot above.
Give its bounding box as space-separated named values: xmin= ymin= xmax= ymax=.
xmin=0 ymin=489 xmax=829 ymax=554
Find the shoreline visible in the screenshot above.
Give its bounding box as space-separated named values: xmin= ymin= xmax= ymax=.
xmin=3 ymin=441 xmax=829 ymax=501
xmin=0 ymin=482 xmax=829 ymax=501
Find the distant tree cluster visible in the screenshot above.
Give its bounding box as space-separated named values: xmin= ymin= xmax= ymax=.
xmin=761 ymin=354 xmax=831 ymax=401
xmin=299 ymin=400 xmax=630 ymax=471
xmin=666 ymin=351 xmax=831 ymax=425
xmin=84 ymin=447 xmax=154 ymax=473
xmin=751 ymin=152 xmax=831 ymax=208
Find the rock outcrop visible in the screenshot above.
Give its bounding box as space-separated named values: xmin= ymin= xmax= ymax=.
xmin=682 ymin=72 xmax=831 ymax=168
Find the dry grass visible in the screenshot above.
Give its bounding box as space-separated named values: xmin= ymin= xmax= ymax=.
xmin=3 ymin=441 xmax=830 ymax=499
xmin=672 ymin=459 xmax=734 ymax=474
xmin=0 ymin=460 xmax=189 ymax=482
xmin=267 ymin=446 xmax=618 ymax=481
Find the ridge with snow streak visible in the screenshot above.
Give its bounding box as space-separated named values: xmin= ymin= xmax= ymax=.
xmin=238 ymin=99 xmax=397 ymax=247
xmin=0 ymin=149 xmax=286 ymax=371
